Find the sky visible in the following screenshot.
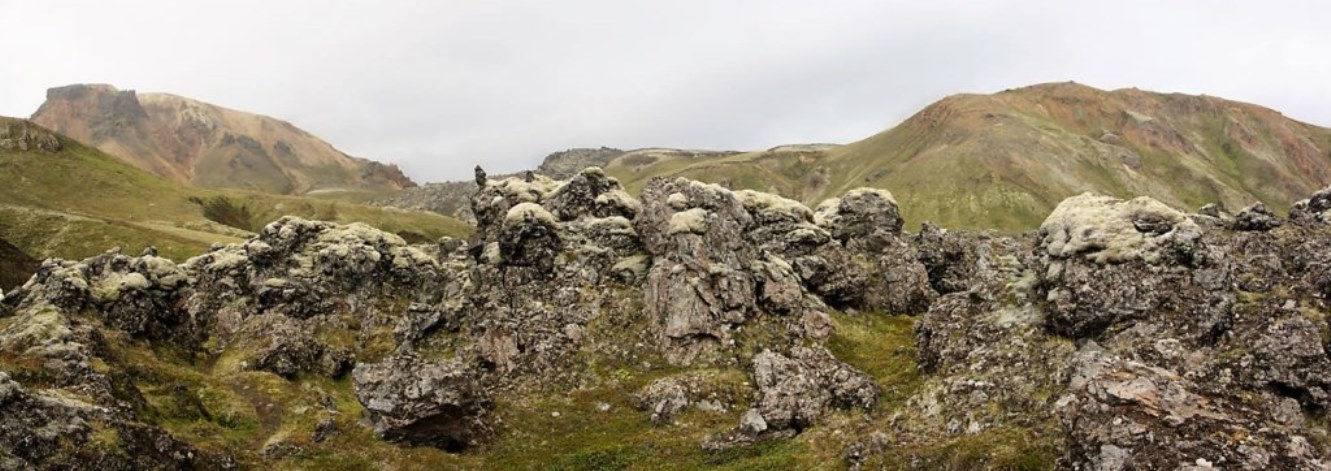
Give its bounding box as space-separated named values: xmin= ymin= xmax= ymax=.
xmin=2 ymin=0 xmax=1329 ymax=182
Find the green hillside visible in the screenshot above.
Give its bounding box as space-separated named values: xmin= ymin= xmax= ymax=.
xmin=604 ymin=83 xmax=1331 ymax=232
xmin=0 ymin=117 xmax=471 ymax=264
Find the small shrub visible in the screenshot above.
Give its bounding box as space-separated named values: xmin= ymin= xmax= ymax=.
xmin=189 ymin=196 xmax=257 ymax=232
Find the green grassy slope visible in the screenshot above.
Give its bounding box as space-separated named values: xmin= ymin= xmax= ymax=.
xmin=604 ymin=83 xmax=1331 ymax=232
xmin=0 ymin=117 xmax=470 ymax=263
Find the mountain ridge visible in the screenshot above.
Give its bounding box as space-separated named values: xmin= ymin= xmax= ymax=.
xmin=589 ymin=82 xmax=1331 ymax=231
xmin=0 ymin=116 xmax=468 ymax=266
xmin=31 ymin=84 xmax=416 ymax=195
xmin=372 ymin=82 xmax=1331 ymax=232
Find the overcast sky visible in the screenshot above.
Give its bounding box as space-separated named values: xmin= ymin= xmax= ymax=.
xmin=2 ymin=1 xmax=1329 ymax=182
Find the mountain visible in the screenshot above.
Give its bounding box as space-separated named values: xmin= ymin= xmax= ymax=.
xmin=377 ymin=83 xmax=1331 ymax=232
xmin=30 ymin=84 xmax=416 ymax=195
xmin=598 ymin=82 xmax=1331 ymax=231
xmin=0 ymin=117 xmax=468 ymax=263
xmin=534 ymin=146 xmax=628 ymax=178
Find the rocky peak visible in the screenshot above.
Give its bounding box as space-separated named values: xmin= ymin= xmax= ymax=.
xmin=30 ymin=83 xmax=417 ymax=194
xmin=535 ymin=147 xmax=626 ymax=179
xmin=36 ymin=84 xmax=149 ymax=125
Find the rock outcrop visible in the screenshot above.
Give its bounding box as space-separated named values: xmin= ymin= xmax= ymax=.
xmin=6 ymin=170 xmax=1331 ymax=467
xmin=352 ymin=355 xmax=492 ymax=450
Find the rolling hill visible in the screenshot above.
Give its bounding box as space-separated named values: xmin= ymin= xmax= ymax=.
xmin=31 ymin=84 xmax=416 ymax=195
xmin=598 ymin=82 xmax=1331 ymax=231
xmin=0 ymin=117 xmax=469 ymax=266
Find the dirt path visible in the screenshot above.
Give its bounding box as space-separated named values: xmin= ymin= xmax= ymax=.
xmin=228 ymin=380 xmax=284 ymax=448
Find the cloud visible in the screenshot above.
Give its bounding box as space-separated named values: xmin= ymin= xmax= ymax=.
xmin=2 ymin=0 xmax=1328 ymax=181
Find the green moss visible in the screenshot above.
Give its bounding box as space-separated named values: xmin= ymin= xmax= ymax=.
xmin=548 ymin=445 xmax=641 ymax=470
xmin=705 ymin=440 xmax=807 ymax=470
xmin=0 ymin=121 xmax=471 ymax=263
xmin=866 ymin=425 xmax=1058 ymax=470
xmin=827 ymin=313 xmax=922 ymax=408
xmin=87 ymin=421 xmax=122 ymax=450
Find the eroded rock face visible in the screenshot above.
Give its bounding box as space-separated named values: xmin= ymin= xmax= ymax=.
xmin=1058 ymin=344 xmax=1326 ymax=470
xmin=462 ymin=168 xmax=643 ymax=378
xmin=0 ymin=371 xmax=227 ymax=469
xmin=1289 ymin=186 xmax=1331 ymax=224
xmin=351 ymin=355 xmax=492 ymax=451
xmin=636 ymin=178 xmax=791 ymax=365
xmin=1037 ymin=193 xmax=1225 ymax=338
xmin=1233 ymin=202 xmax=1284 ymax=231
xmin=798 ymin=189 xmax=937 ymax=314
xmin=0 ymin=119 xmax=62 ymax=152
xmin=2 ymin=249 xmax=195 ymax=343
xmin=750 ymin=347 xmax=877 ymax=432
xmin=182 ymin=216 xmax=453 ymax=377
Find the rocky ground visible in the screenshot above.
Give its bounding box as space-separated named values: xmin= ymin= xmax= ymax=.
xmin=3 ymin=168 xmax=1331 ymax=469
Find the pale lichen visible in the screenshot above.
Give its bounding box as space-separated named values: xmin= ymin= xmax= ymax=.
xmin=1039 ymin=192 xmax=1200 ymax=264
xmin=667 ymin=208 xmax=710 ymax=235
xmin=505 ymin=202 xmax=557 ymax=226
xmin=734 ymin=189 xmax=813 ymax=221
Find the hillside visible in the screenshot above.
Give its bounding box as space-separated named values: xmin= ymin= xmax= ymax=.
xmin=0 ymin=117 xmax=469 ymax=264
xmin=598 ymin=83 xmax=1331 ymax=231
xmin=30 ymin=84 xmax=416 ymax=195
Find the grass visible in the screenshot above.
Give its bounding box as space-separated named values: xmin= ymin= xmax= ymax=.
xmin=827 ymin=312 xmax=923 ymax=408
xmin=603 ymin=85 xmax=1331 ymax=233
xmin=0 ymin=117 xmax=471 ymax=263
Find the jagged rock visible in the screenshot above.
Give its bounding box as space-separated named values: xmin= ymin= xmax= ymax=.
xmin=1057 ymin=343 xmax=1326 ymax=470
xmin=498 ymin=203 xmax=562 ymax=271
xmin=636 ymin=179 xmax=763 ymax=365
xmin=740 ymin=408 xmax=768 ymax=435
xmin=750 ymin=347 xmax=877 ymax=432
xmin=0 ymin=120 xmax=62 ymax=152
xmin=1039 ymin=193 xmax=1202 ymax=265
xmin=227 ymin=314 xmax=351 ymax=378
xmin=179 ymin=216 xmax=451 ymax=377
xmin=790 ymin=189 xmax=936 ymax=313
xmin=634 ymin=377 xmax=692 ymax=425
xmin=1192 ymin=202 xmax=1235 ymax=229
xmin=636 ymin=178 xmax=831 ymax=365
xmin=632 ymin=373 xmax=740 ymax=425
xmin=914 ymin=222 xmax=979 ymax=294
xmin=1289 ymin=186 xmax=1331 ymax=224
xmin=0 ymin=372 xmax=229 ymax=469
xmin=1233 ymin=202 xmax=1284 ymax=231
xmin=814 ymin=188 xmax=904 ymax=243
xmin=543 ymin=167 xmax=640 ymax=221
xmin=352 ymin=355 xmax=493 ymax=451
xmin=732 ymin=189 xmax=828 ymax=258
xmin=1 ymin=250 xmax=194 ymax=343
xmin=1038 ymin=193 xmax=1225 ymax=337
xmin=462 ymin=173 xmax=643 ymax=379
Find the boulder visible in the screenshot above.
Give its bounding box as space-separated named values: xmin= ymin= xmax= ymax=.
xmin=1232 ymin=202 xmax=1283 ymax=231
xmin=1057 ymin=343 xmax=1326 ymax=470
xmin=750 ymin=347 xmax=877 ymax=432
xmin=352 ymin=355 xmax=493 ymax=451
